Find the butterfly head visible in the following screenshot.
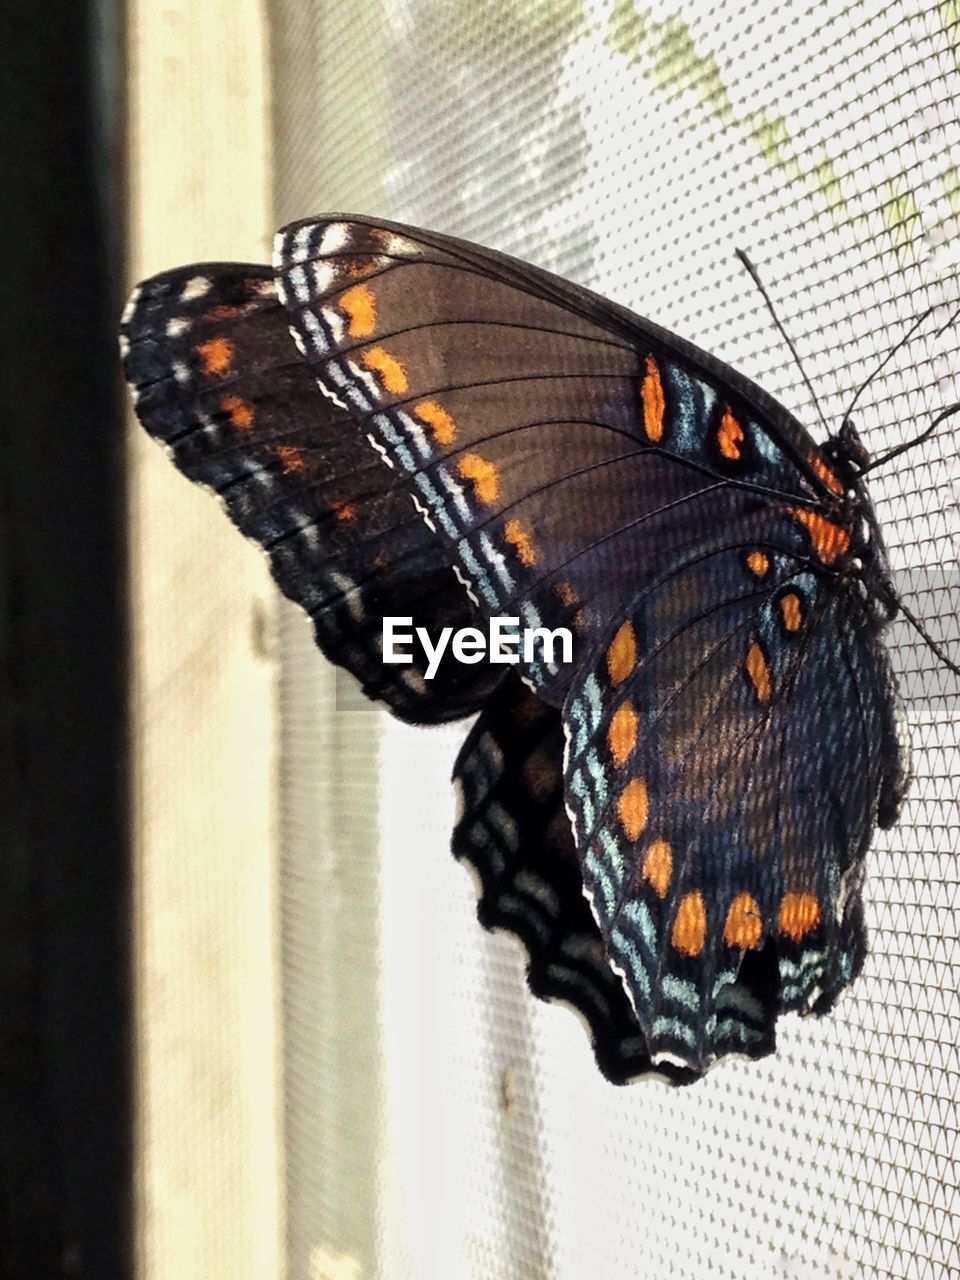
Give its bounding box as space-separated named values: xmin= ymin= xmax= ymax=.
xmin=813 ymin=419 xmax=900 ymax=624
xmin=830 ymin=407 xmax=960 ymax=672
xmin=828 ymin=417 xmax=872 ymax=473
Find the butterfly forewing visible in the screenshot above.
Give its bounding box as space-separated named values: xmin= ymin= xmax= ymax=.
xmin=274 ymin=216 xmax=850 ymax=703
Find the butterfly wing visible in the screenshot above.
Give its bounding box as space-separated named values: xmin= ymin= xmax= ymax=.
xmin=121 ymin=263 xmax=502 ymax=723
xmin=273 ymin=216 xmax=850 ymax=703
xmin=452 ymin=674 xmax=698 ymax=1084
xmin=564 ymin=525 xmax=903 ymax=1069
xmin=124 ymin=223 xmax=907 ymax=1078
xmin=271 ymin=216 xmax=907 ymax=1072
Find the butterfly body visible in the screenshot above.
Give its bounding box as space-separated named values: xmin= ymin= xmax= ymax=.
xmin=122 ymin=216 xmax=914 ymax=1081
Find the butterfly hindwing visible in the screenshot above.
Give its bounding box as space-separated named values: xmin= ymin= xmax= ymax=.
xmin=121 ymin=263 xmax=502 ymax=723
xmin=452 ymin=674 xmax=697 ymax=1084
xmin=564 ymin=522 xmax=897 ymax=1069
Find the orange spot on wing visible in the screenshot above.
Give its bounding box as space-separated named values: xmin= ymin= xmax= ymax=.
xmin=746 ymin=550 xmax=770 ymax=578
xmin=220 ymin=394 xmax=255 ymax=433
xmin=641 ymin=839 xmax=672 ymax=899
xmin=641 ymin=354 xmax=665 ymax=443
xmin=555 ymin=580 xmax=579 ymax=607
xmin=717 ymin=407 xmax=745 ymax=460
xmin=197 ymin=336 xmax=234 ymax=377
xmin=779 ymin=591 xmax=803 ymax=632
xmin=340 ymin=283 xmax=377 ymax=338
xmin=607 ymin=701 xmax=639 ymax=766
xmin=745 ymin=639 xmax=772 ymax=703
xmin=513 ymin=690 xmax=549 ymax=726
xmin=332 ymin=500 xmax=357 ymax=522
xmin=779 ymin=892 xmax=821 ymax=942
xmin=672 ymin=891 xmax=708 ymax=957
xmin=606 ymin=621 xmax=637 ymax=686
xmin=810 ymin=453 xmax=845 ymax=497
xmin=345 ymin=258 xmax=377 ymax=279
xmin=790 ymin=507 xmax=851 ymax=565
xmin=458 ymin=453 xmax=500 ymax=505
xmin=272 ymin=444 xmax=309 ymax=474
xmin=362 ymin=346 xmax=408 ymax=394
xmin=413 ymin=400 xmax=456 ymax=445
xmin=504 ymin=518 xmax=537 ymax=566
xmin=523 ymin=750 xmax=559 ymax=801
xmin=723 ymin=892 xmax=763 ymax=949
xmin=204 ymin=303 xmax=246 ymax=321
xmin=618 ymin=778 xmax=649 ymax=841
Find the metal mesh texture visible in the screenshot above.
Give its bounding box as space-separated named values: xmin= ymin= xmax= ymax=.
xmin=269 ymin=3 xmax=960 ymax=1277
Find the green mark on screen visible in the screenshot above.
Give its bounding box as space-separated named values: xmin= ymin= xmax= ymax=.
xmin=815 ymin=157 xmax=844 ymax=210
xmin=942 ymin=0 xmax=960 ymax=67
xmin=608 ymin=3 xmax=732 ymax=123
xmin=605 ymin=2 xmax=868 ymax=230
xmin=751 ymin=111 xmax=799 ymax=180
xmin=881 ymin=182 xmax=921 ymax=264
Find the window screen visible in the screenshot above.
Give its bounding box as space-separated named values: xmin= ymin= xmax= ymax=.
xmin=269 ymin=3 xmax=960 ymax=1278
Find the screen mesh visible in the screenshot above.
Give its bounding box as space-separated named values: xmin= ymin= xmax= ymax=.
xmin=269 ymin=3 xmax=960 ymax=1277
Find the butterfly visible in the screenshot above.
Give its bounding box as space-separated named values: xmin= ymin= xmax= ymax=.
xmin=121 ymin=216 xmax=927 ymax=1084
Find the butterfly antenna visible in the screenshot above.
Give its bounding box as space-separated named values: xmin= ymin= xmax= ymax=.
xmin=860 ymin=400 xmax=960 ymax=474
xmin=896 ymin=598 xmax=960 ymax=677
xmin=735 ymin=248 xmax=829 ymax=433
xmin=842 ymin=296 xmax=960 ymax=427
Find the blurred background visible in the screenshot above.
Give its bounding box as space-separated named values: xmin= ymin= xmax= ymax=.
xmin=2 ymin=2 xmax=959 ymax=1278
